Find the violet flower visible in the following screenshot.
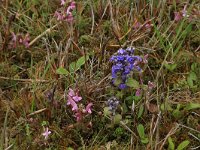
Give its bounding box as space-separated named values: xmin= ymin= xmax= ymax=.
xmin=110 ymin=47 xmax=142 ymax=89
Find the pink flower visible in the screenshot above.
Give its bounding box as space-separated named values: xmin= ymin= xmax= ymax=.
xmin=66 ymin=2 xmax=76 ymax=23
xmin=133 ymin=21 xmax=141 ymax=29
xmin=67 ymin=97 xmax=78 ymax=111
xmin=67 ymin=88 xmax=82 ymax=111
xmin=23 ymin=33 xmax=30 ymax=48
xmin=148 ymin=81 xmax=155 ymax=90
xmin=143 ymin=54 xmax=148 ymax=64
xmin=74 ymin=112 xmax=82 ymax=121
xmin=86 ymin=103 xmax=93 ymax=114
xmin=174 ymin=12 xmax=183 ymax=21
xmin=174 ymin=6 xmax=190 ymax=22
xmin=54 ymin=11 xmax=64 ymax=21
xmin=42 ymin=127 xmax=51 ymax=140
xmin=136 ymin=88 xmax=141 ymax=96
xmin=61 ymin=0 xmax=66 ymax=5
xmin=66 ymin=14 xmax=74 ymax=22
xmin=68 ymin=88 xmax=82 ymax=102
xmin=11 ymin=32 xmax=17 ymax=48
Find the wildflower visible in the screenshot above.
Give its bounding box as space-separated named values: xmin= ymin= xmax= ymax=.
xmin=133 ymin=19 xmax=142 ymax=29
xmin=136 ymin=88 xmax=141 ymax=96
xmin=74 ymin=112 xmax=82 ymax=121
xmin=11 ymin=32 xmax=17 ymax=48
xmin=174 ymin=12 xmax=183 ymax=21
xmin=67 ymin=88 xmax=82 ymax=111
xmin=106 ymin=97 xmax=119 ymax=115
xmin=85 ymin=103 xmax=93 ymax=114
xmin=23 ymin=33 xmax=30 ymax=48
xmin=9 ymin=32 xmax=30 ymax=48
xmin=68 ymin=88 xmax=82 ymax=102
xmin=143 ymin=54 xmax=148 ymax=64
xmin=148 ymin=81 xmax=155 ymax=90
xmin=118 ymin=83 xmax=127 ymax=89
xmin=42 ymin=127 xmax=51 ymax=140
xmin=55 ymin=1 xmax=76 ymax=23
xmin=174 ymin=6 xmax=190 ymax=22
xmin=110 ymin=47 xmax=142 ymax=89
xmin=54 ymin=11 xmax=64 ymax=20
xmin=66 ymin=88 xmax=93 ymax=122
xmin=61 ymin=0 xmax=66 ymax=5
xmin=67 ymin=97 xmax=78 ymax=111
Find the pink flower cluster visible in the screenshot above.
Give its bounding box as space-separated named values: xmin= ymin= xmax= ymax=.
xmin=54 ymin=1 xmax=76 ymax=23
xmin=174 ymin=6 xmax=190 ymax=22
xmin=67 ymin=88 xmax=93 ymax=121
xmin=9 ymin=32 xmax=30 ymax=48
xmin=133 ymin=19 xmax=152 ymax=31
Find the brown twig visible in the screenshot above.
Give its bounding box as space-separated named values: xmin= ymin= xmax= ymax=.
xmin=29 ymin=24 xmax=58 ymax=47
xmin=27 ymin=108 xmax=47 ymax=117
xmin=0 ymin=76 xmax=50 ymax=83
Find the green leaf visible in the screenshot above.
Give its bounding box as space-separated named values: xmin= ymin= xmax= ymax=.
xmin=69 ymin=62 xmax=77 ymax=73
xmin=137 ymin=124 xmax=145 ymax=138
xmin=172 ymin=109 xmax=182 ymax=118
xmin=114 ymin=78 xmax=122 ymax=86
xmin=103 ymin=107 xmax=111 ymax=116
xmin=116 ymin=91 xmax=124 ymax=99
xmin=126 ymin=78 xmax=139 ymax=89
xmin=164 ymin=63 xmax=177 ymax=72
xmin=177 ymin=140 xmax=190 ymax=150
xmin=187 ymin=72 xmax=197 ymax=87
xmin=122 ymin=103 xmax=128 ymax=114
xmin=137 ymin=124 xmax=149 ymax=144
xmin=76 ymin=55 xmax=89 ymax=69
xmin=191 ymin=63 xmax=197 ymax=71
xmin=185 ymin=103 xmax=200 ymax=111
xmin=161 ymin=103 xmax=173 ymax=112
xmin=141 ymin=137 xmax=149 ymax=144
xmin=56 ymin=67 xmax=69 ymax=75
xmin=113 ymin=114 xmax=122 ymax=124
xmin=168 ymin=137 xmax=175 ymax=150
xmin=67 ymin=147 xmax=74 ymax=150
xmin=137 ymin=105 xmax=144 ymax=119
xmin=69 ymin=55 xmax=89 ymax=73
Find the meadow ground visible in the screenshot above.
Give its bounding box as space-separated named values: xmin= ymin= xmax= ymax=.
xmin=0 ymin=0 xmax=200 ymax=149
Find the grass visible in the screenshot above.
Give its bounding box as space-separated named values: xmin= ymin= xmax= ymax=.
xmin=0 ymin=0 xmax=200 ymax=149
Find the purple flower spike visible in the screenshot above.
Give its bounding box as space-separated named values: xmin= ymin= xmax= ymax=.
xmin=110 ymin=47 xmax=143 ymax=89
